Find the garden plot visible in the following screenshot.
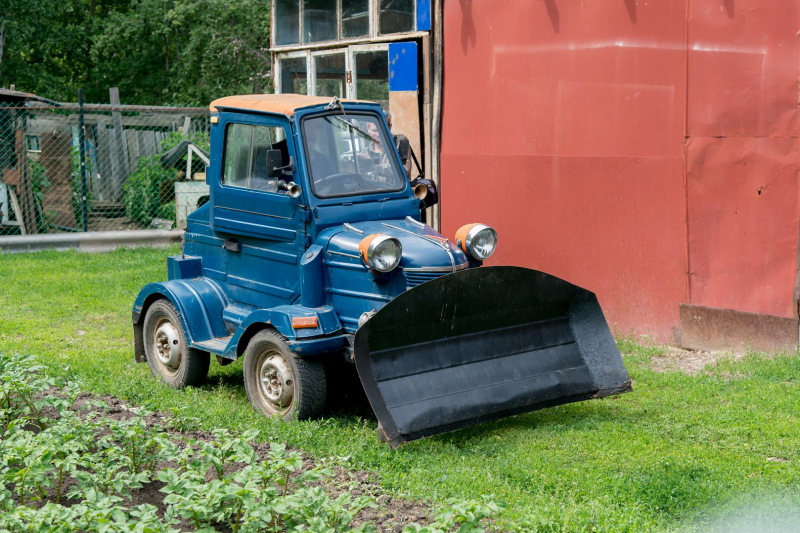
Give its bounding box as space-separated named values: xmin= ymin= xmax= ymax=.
xmin=0 ymin=353 xmax=500 ymax=532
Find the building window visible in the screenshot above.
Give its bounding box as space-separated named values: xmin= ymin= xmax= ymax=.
xmin=280 ymin=57 xmax=309 ymax=94
xmin=26 ymin=135 xmax=41 ymax=153
xmin=314 ymin=53 xmax=347 ymax=97
xmin=341 ymin=0 xmax=369 ymax=38
xmin=353 ymin=50 xmax=389 ymax=109
xmin=379 ymin=0 xmax=414 ymax=35
xmin=273 ymin=0 xmax=421 ymax=47
xmin=275 ymin=0 xmax=300 ymax=46
xmin=303 ymin=0 xmax=338 ymax=43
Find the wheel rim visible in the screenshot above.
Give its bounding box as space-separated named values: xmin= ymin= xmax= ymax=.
xmin=257 ymin=351 xmax=294 ymax=415
xmin=151 ymin=317 xmax=182 ymax=375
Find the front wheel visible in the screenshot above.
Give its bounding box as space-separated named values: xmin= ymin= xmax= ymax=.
xmin=143 ymin=299 xmax=209 ymax=388
xmin=243 ymin=329 xmax=327 ymax=421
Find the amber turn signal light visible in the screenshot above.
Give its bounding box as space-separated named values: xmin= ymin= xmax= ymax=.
xmin=291 ymin=316 xmax=318 ymax=329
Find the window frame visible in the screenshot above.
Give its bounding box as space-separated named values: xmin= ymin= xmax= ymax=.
xmin=301 ymin=110 xmax=407 ymax=200
xmin=276 ymin=43 xmax=389 ymax=100
xmin=220 ymin=121 xmax=293 ymax=196
xmin=271 ymin=0 xmax=421 ymax=50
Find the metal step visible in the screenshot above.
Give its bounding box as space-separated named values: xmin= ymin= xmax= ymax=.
xmin=192 ymin=336 xmax=232 ymax=354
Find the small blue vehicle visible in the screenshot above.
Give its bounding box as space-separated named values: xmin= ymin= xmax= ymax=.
xmin=132 ymin=94 xmax=631 ymax=446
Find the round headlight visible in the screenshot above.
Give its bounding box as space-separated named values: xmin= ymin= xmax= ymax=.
xmin=358 ymin=234 xmax=402 ymax=272
xmin=455 ymin=223 xmax=498 ymax=260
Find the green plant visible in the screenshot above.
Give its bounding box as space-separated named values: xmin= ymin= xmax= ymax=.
xmin=123 ymin=131 xmax=207 ymax=225
xmin=123 ymin=155 xmax=176 ymax=225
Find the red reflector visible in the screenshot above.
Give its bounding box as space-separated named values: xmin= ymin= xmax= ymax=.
xmin=292 ymin=317 xmax=318 ymax=329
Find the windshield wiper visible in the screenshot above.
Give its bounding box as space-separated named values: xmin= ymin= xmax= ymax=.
xmin=324 ymin=96 xmax=379 ymax=145
xmin=331 ymin=116 xmax=379 ymax=145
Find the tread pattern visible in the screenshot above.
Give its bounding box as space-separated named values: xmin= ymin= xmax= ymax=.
xmin=244 ymin=329 xmax=327 ymax=421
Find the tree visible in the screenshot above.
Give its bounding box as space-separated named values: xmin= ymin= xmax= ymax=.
xmin=92 ymin=0 xmax=271 ymax=105
xmin=0 ymin=0 xmax=271 ymax=105
xmin=0 ymin=0 xmax=128 ymax=102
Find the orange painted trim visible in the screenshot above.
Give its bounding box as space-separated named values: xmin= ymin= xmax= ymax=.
xmin=291 ymin=316 xmax=318 ymax=329
xmin=358 ymin=233 xmax=384 ymax=263
xmin=210 ymin=94 xmax=367 ymax=116
xmin=455 ymin=223 xmax=480 ymax=253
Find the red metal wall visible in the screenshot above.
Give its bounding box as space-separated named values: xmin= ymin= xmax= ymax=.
xmin=440 ymin=0 xmax=800 ymax=341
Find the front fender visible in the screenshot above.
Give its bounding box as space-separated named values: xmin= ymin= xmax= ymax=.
xmin=132 ymin=279 xmax=229 ymax=345
xmin=225 ymin=305 xmax=344 ymax=359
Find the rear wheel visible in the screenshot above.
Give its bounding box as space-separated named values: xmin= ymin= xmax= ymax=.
xmin=243 ymin=329 xmax=326 ymax=421
xmin=143 ymin=299 xmax=209 ymax=388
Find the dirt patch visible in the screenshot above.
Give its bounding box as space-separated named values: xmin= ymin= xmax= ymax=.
xmin=644 ymin=346 xmax=743 ymax=375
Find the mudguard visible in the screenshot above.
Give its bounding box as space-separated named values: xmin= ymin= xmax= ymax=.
xmin=353 ymin=266 xmax=632 ymax=447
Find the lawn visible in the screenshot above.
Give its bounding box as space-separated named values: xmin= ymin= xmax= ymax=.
xmin=1 ymin=247 xmax=799 ymax=531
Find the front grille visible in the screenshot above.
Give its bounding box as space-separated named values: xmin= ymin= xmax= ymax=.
xmin=405 ymin=270 xmax=449 ymax=288
xmin=403 ymin=264 xmax=468 ymax=289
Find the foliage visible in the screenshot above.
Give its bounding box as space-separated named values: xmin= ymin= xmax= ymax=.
xmin=123 ymin=155 xmax=178 ymax=225
xmin=0 ymin=0 xmax=271 ymax=105
xmin=0 ymin=353 xmax=498 ymax=532
xmin=123 ymin=131 xmax=206 ymax=225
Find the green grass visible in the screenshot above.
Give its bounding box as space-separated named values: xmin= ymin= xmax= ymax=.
xmin=1 ymin=247 xmax=799 ymax=531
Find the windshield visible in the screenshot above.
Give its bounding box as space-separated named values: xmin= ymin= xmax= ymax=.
xmin=302 ymin=113 xmax=406 ymax=198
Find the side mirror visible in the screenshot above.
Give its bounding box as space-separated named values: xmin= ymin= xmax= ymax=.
xmin=410 ymin=177 xmax=438 ymax=208
xmin=394 ymin=134 xmax=410 ymax=165
xmin=266 ymin=150 xmax=284 ymax=178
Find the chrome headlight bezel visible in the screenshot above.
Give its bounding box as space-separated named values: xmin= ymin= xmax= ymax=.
xmin=457 ymin=223 xmax=498 ymax=261
xmin=359 ymin=234 xmax=403 ymax=273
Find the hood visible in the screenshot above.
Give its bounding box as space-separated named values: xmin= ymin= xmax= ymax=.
xmin=325 ymin=218 xmax=469 ymax=271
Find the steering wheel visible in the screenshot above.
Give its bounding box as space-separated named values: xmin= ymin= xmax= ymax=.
xmin=315 ymin=172 xmax=364 ymax=196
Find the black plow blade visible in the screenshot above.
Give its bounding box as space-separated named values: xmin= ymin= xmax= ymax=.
xmin=353 ymin=266 xmax=632 ymax=447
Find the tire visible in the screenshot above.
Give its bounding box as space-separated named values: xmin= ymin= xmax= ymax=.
xmin=242 ymin=329 xmax=327 ymax=421
xmin=142 ymin=299 xmax=210 ymax=388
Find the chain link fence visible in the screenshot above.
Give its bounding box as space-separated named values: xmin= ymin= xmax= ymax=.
xmin=0 ymin=99 xmax=210 ymax=236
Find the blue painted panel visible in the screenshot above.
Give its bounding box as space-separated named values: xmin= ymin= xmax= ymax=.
xmin=416 ymin=0 xmax=431 ymax=31
xmin=389 ymin=42 xmax=418 ymax=92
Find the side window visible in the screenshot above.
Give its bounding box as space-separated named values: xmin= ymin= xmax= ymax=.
xmin=222 ymin=123 xmax=290 ymax=192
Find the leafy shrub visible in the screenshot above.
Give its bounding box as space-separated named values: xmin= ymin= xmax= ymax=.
xmin=123 ymin=131 xmax=208 ymax=226
xmin=0 ymin=353 xmax=505 ymax=533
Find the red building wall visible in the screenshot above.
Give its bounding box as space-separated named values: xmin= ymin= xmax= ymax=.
xmin=440 ymin=0 xmax=800 ymax=343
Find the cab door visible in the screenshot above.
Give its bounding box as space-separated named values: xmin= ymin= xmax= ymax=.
xmin=210 ymin=113 xmax=307 ymax=309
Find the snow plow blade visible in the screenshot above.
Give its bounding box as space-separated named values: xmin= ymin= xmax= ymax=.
xmin=353 ymin=266 xmax=631 ymax=447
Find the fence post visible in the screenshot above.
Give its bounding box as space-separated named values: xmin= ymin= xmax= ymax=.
xmin=109 ymin=87 xmax=130 ymax=203
xmin=78 ymin=89 xmax=88 ymax=232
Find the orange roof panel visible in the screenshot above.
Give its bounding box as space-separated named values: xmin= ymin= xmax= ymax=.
xmin=209 ymin=94 xmax=371 ymax=116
